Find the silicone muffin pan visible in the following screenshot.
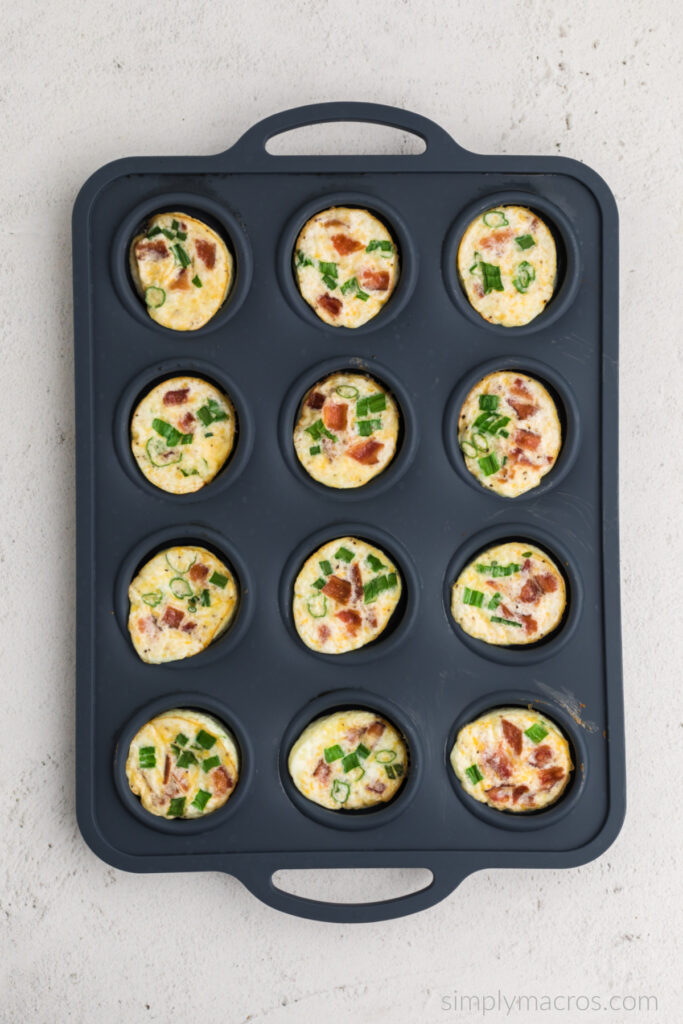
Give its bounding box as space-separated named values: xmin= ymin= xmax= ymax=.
xmin=73 ymin=103 xmax=624 ymax=922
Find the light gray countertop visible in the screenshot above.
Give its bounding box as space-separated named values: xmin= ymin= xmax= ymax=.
xmin=2 ymin=1 xmax=680 ymax=1021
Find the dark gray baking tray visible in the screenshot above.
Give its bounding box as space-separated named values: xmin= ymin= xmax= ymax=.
xmin=73 ymin=102 xmax=624 ymax=922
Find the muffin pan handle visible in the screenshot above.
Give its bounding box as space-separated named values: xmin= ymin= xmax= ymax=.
xmin=223 ymin=101 xmax=469 ymax=165
xmin=233 ymin=854 xmax=467 ymax=923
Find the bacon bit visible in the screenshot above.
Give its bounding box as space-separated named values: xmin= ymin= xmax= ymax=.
xmin=313 ymin=759 xmax=332 ymax=783
xmin=171 ymin=770 xmax=190 ymax=793
xmin=322 ymin=402 xmax=348 ymax=431
xmin=529 ymin=745 xmax=553 ymax=768
xmin=137 ymin=616 xmax=149 ymax=633
xmin=514 ymin=428 xmax=541 ymax=451
xmin=486 ymin=748 xmax=512 ymax=780
xmin=162 ymin=606 xmax=184 ymax=629
xmin=163 ymin=755 xmax=171 ymax=784
xmin=486 ymin=786 xmax=511 ymax=804
xmin=195 ymin=238 xmax=216 ymax=269
xmin=318 ymin=293 xmax=343 ymax=317
xmin=502 ymin=719 xmax=523 ymax=756
xmin=473 ymin=282 xmax=484 ymax=299
xmin=345 ymin=726 xmax=365 ymax=744
xmin=323 ymin=218 xmax=348 ymax=227
xmin=335 ymin=609 xmax=361 ymax=634
xmin=189 ymin=563 xmax=209 ymax=583
xmin=512 ymin=785 xmax=529 ymax=804
xmin=507 ymin=398 xmax=538 ymax=420
xmin=509 ymin=446 xmax=534 ymax=467
xmin=520 ymin=578 xmax=543 ymax=604
xmin=179 ymin=411 xmax=195 ymax=431
xmin=547 ymin=455 xmax=554 ymax=464
xmin=500 ymin=603 xmax=515 ymax=620
xmin=538 ymin=766 xmax=565 ymax=789
xmin=350 ymin=561 xmax=363 ymax=602
xmin=529 ymin=217 xmax=540 ymax=230
xmin=330 ymin=233 xmax=364 ymax=256
xmin=359 ymin=268 xmax=390 ymax=291
xmin=170 ymin=268 xmax=191 ymax=290
xmin=306 ymin=390 xmax=326 ymax=409
xmin=511 ymin=377 xmax=530 ymax=396
xmin=347 ymin=439 xmax=384 ymax=465
xmin=536 ymin=573 xmax=558 ymax=594
xmin=163 ymin=388 xmax=189 ymax=406
xmin=479 ymin=228 xmax=512 ymax=252
xmin=318 ymin=624 xmax=330 ymax=643
xmin=522 ymin=558 xmax=532 ymax=571
xmin=135 ymin=239 xmax=169 ymax=261
xmin=365 ymin=720 xmax=386 ymax=744
xmin=181 ymin=621 xmax=196 ymax=633
xmin=212 ymin=766 xmax=233 ymax=795
xmin=520 ymin=613 xmax=538 ymax=635
xmin=322 ymin=575 xmax=352 ymax=604
xmin=366 ymin=609 xmax=377 ymax=628
xmin=485 ymin=580 xmax=499 ymax=590
xmin=366 ymin=780 xmax=386 ymax=794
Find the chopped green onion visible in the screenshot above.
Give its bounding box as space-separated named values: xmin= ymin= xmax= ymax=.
xmin=331 ymin=779 xmax=350 ymax=803
xmin=167 ymin=797 xmax=186 ymax=817
xmin=319 ymin=559 xmax=333 ymax=575
xmin=522 ymin=551 xmax=533 ymax=557
xmin=460 ymin=439 xmax=477 ymax=458
xmin=384 ymin=764 xmax=396 ymax=779
xmin=305 ymin=419 xmax=337 ymax=443
xmin=138 ymin=746 xmax=156 ymax=769
xmin=356 ymin=393 xmax=386 ymax=417
xmin=478 ymin=453 xmax=501 ymax=476
xmin=366 ymin=554 xmax=385 ymax=572
xmin=321 ymin=274 xmax=337 ymax=290
xmin=512 ymin=260 xmax=536 ymax=293
xmin=478 ymin=394 xmax=499 ymax=411
xmin=335 ymin=547 xmax=354 ymax=563
xmin=335 ymin=384 xmax=359 ymax=399
xmin=187 ymin=597 xmax=198 ymax=613
xmin=366 ymin=239 xmax=393 ymax=253
xmin=475 ymin=562 xmax=520 ymax=577
xmin=394 ymin=763 xmax=404 ymax=777
xmin=500 ymin=429 xmax=509 ymax=438
xmin=525 ymin=723 xmax=549 ymax=743
xmin=471 ymin=432 xmax=489 ymax=453
xmin=309 ymin=445 xmax=321 ymax=455
xmin=363 ymin=573 xmax=395 ymax=603
xmin=202 ymin=756 xmax=220 ymax=772
xmin=176 ymin=230 xmax=187 ymax=240
xmin=487 ymin=416 xmax=511 ymax=434
xmin=165 ymin=550 xmax=196 ymax=574
xmin=180 ymin=433 xmax=193 ymax=445
xmin=462 ymin=587 xmax=485 ymax=607
xmin=161 ymin=228 xmax=175 ymax=240
xmin=341 ymin=751 xmax=360 ymax=773
xmin=192 ymin=275 xmax=202 ymax=288
xmin=146 ymin=225 xmax=163 ymax=238
xmin=306 ymin=595 xmax=327 ymax=618
xmin=348 ymin=766 xmax=365 ymax=782
xmin=515 ymin=234 xmax=536 ymax=250
xmin=178 ymin=467 xmax=199 ymax=478
xmin=473 ymin=411 xmax=497 ymax=431
xmin=296 ymin=249 xmax=313 ymax=268
xmin=318 ymin=260 xmax=338 ymax=278
xmin=171 ymin=219 xmax=179 ymax=231
xmin=176 ymin=750 xmax=197 ymax=769
xmin=170 ymin=577 xmax=192 ymax=599
xmin=142 ymin=590 xmax=163 ymax=607
xmin=356 ymin=743 xmax=370 ymax=759
xmin=191 ymin=789 xmax=211 ymax=811
xmin=170 ymin=744 xmax=180 ymax=757
xmin=172 ymin=243 xmax=191 ymax=268
xmin=144 ymin=286 xmax=166 ymax=308
xmin=311 ymin=577 xmax=326 ymax=591
xmin=200 ymin=589 xmax=211 ymax=607
xmin=357 ymin=418 xmax=382 ymax=436
xmin=481 ymin=262 xmax=504 ymax=294
xmin=386 ymin=572 xmax=398 ymax=588
xmin=324 ymin=744 xmax=344 ymax=763
xmin=146 ymin=437 xmax=181 ymax=467
xmin=195 ymin=729 xmax=216 ymax=750
xmin=340 ymin=276 xmax=358 ymax=295
xmin=487 ymin=592 xmax=502 ymax=610
xmin=375 ymin=749 xmax=396 ymax=763
xmin=482 ymin=209 xmax=509 ymax=228
xmin=465 ymin=764 xmax=484 ymax=785
xmin=197 ymin=407 xmax=212 ymax=427
xmin=209 ymin=572 xmax=228 ymax=589
xmin=469 ymin=250 xmax=482 ymax=275
xmin=175 ymin=733 xmax=189 ymax=747
xmin=490 ymin=615 xmax=522 ymax=627
xmin=152 ymin=418 xmax=182 ymax=448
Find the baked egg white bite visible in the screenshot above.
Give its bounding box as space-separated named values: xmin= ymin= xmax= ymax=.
xmin=458 ymin=371 xmax=561 ymax=497
xmin=293 ymin=372 xmax=399 ymax=488
xmin=457 ymin=205 xmax=556 ymax=327
xmin=130 ymin=376 xmax=236 ymax=494
xmin=293 ymin=537 xmax=401 ymax=654
xmin=450 ymin=707 xmax=573 ymax=812
xmin=288 ymin=710 xmax=407 ymax=810
xmin=128 ymin=545 xmax=238 ymax=664
xmin=294 ymin=206 xmax=399 ymax=328
xmin=126 ymin=708 xmax=239 ymax=819
xmin=451 ymin=541 xmax=566 ymax=646
xmin=129 ymin=212 xmax=232 ymax=331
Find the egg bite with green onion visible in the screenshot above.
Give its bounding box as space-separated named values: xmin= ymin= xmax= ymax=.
xmin=293 ymin=372 xmax=400 ymax=488
xmin=457 ymin=371 xmax=561 ymax=497
xmin=288 ymin=709 xmax=408 ymax=810
xmin=457 ymin=205 xmax=556 ymax=327
xmin=293 ymin=537 xmax=402 ymax=654
xmin=451 ymin=541 xmax=566 ymax=645
xmin=130 ymin=376 xmax=236 ymax=494
xmin=294 ymin=206 xmax=399 ymax=327
xmin=126 ymin=709 xmax=239 ymax=818
xmin=128 ymin=546 xmax=238 ymax=664
xmin=450 ymin=707 xmax=572 ymax=811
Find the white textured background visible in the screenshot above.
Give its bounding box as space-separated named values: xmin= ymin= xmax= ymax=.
xmin=1 ymin=1 xmax=681 ymax=1021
